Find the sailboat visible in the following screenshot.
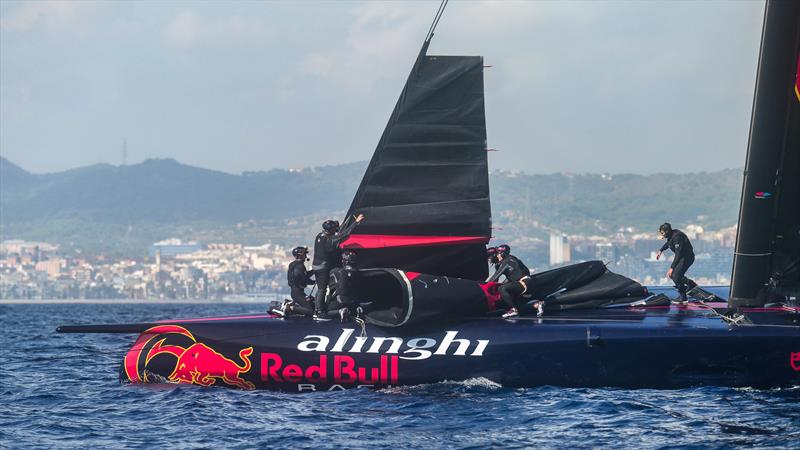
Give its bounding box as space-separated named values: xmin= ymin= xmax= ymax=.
xmin=58 ymin=1 xmax=799 ymax=391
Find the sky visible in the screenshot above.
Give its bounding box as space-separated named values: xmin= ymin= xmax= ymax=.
xmin=0 ymin=0 xmax=765 ymax=175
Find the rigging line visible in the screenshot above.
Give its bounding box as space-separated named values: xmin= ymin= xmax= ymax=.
xmin=425 ymin=0 xmax=446 ymax=41
xmin=689 ymin=301 xmax=748 ymax=326
xmin=430 ymin=0 xmax=448 ymax=35
xmin=425 ymin=0 xmax=449 ymax=42
xmin=430 ymin=0 xmax=449 ymax=39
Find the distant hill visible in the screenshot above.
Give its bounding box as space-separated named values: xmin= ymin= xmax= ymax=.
xmin=491 ymin=169 xmax=742 ymax=235
xmin=0 ymin=156 xmax=364 ymax=223
xmin=0 ymin=156 xmax=742 ymax=254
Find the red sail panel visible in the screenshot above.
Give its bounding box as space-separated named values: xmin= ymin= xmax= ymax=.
xmin=340 ymin=234 xmax=489 ymax=249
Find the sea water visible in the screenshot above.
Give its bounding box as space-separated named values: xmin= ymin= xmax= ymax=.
xmin=2 ymin=302 xmax=798 ymax=449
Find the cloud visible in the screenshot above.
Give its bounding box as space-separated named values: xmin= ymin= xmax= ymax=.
xmin=164 ymin=11 xmax=272 ymax=49
xmin=298 ymin=1 xmax=558 ymax=93
xmin=0 ymin=0 xmax=99 ymax=34
xmin=300 ymin=3 xmax=429 ymax=92
xmin=446 ymin=0 xmax=547 ymax=32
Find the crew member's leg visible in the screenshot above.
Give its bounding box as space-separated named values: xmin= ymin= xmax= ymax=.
xmin=290 ymin=287 xmax=314 ymax=316
xmin=670 ymin=258 xmax=691 ymax=301
xmin=335 ymin=294 xmax=355 ymax=322
xmin=313 ymin=269 xmax=329 ymax=316
xmin=682 ymin=255 xmax=697 ymax=291
xmin=499 ymin=282 xmax=524 ymax=310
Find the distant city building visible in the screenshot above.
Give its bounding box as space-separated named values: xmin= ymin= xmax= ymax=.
xmin=549 ymin=233 xmax=571 ymax=266
xmin=690 ymin=251 xmax=734 ymax=282
xmin=634 ymin=238 xmax=663 ymax=258
xmin=595 ymin=243 xmax=617 ymax=264
xmin=34 ymin=259 xmax=64 ymax=278
xmin=683 ymin=224 xmax=704 ymax=239
xmin=148 ymin=239 xmax=202 ymax=258
xmin=208 ymin=243 xmax=243 ymax=251
xmin=0 ymin=240 xmax=58 ymax=254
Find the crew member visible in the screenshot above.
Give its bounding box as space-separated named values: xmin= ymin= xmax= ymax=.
xmin=486 ymin=246 xmax=500 ymax=277
xmin=330 ymin=250 xmax=360 ymax=322
xmin=312 ymin=213 xmax=365 ymax=321
xmin=487 ymin=244 xmax=532 ymax=318
xmin=283 ymin=246 xmax=315 ymax=316
xmin=656 ymin=222 xmax=697 ymax=303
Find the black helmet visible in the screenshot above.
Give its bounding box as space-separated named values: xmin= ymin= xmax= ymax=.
xmin=322 ymin=220 xmax=340 ymax=233
xmin=497 ymin=244 xmax=511 ymax=256
xmin=291 ymin=246 xmax=308 ymax=258
xmin=658 ymin=223 xmax=672 ymax=238
xmin=342 ymin=250 xmax=357 ymax=265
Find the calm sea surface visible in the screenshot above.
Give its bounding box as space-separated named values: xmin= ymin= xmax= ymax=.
xmin=2 ymin=302 xmax=799 ymax=449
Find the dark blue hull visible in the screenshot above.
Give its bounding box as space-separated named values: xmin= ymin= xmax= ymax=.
xmin=112 ymin=287 xmax=800 ymax=392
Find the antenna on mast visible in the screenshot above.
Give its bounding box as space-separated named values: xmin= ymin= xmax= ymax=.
xmin=122 ymin=138 xmax=128 ymax=166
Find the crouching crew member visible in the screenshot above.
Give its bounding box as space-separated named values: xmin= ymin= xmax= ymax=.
xmin=284 ymin=246 xmax=315 ymax=316
xmin=486 ymin=246 xmax=500 ymax=275
xmin=312 ymin=213 xmax=365 ymax=321
xmin=656 ymin=222 xmax=697 ymax=303
xmin=487 ymin=244 xmax=532 ymax=318
xmin=328 ymin=250 xmax=360 ymax=322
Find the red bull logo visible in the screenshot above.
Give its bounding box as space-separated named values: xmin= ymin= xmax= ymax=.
xmin=791 ymin=352 xmax=800 ymax=372
xmin=480 ymin=281 xmax=502 ymax=310
xmin=124 ymin=325 xmax=255 ymax=390
xmin=795 ymin=53 xmax=799 ymax=103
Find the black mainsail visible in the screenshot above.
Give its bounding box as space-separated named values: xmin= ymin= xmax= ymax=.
xmin=340 ymin=37 xmax=491 ymax=281
xmin=730 ymin=0 xmax=800 ymax=307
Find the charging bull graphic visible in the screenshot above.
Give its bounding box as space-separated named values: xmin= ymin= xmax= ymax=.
xmin=123 ymin=325 xmax=255 ymax=390
xmin=791 ymin=352 xmax=800 ymax=372
xmin=795 ymin=53 xmax=799 ymax=102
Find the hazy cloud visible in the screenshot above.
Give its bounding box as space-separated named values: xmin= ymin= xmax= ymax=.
xmin=165 ymin=11 xmax=272 ymax=49
xmin=301 ymin=3 xmax=429 ymax=92
xmin=0 ymin=0 xmax=97 ymax=33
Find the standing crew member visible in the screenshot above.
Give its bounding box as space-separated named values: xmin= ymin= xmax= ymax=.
xmin=487 ymin=244 xmax=532 ymax=318
xmin=283 ymin=246 xmax=315 ymax=316
xmin=312 ymin=214 xmax=365 ymax=321
xmin=656 ymin=222 xmax=697 ymax=303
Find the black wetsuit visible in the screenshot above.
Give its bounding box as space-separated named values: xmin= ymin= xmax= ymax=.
xmin=486 ymin=262 xmax=500 ymax=280
xmin=487 ymin=255 xmax=531 ymax=310
xmin=312 ymin=220 xmax=360 ymax=315
xmin=659 ymin=229 xmax=697 ymax=299
xmin=334 ymin=264 xmax=359 ymax=309
xmin=287 ymin=259 xmax=315 ymax=315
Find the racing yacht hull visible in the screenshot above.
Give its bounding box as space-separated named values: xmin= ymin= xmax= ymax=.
xmin=105 ymin=288 xmax=799 ymax=392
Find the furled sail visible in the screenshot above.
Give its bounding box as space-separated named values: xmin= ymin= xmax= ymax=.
xmin=341 ymin=38 xmax=491 ymax=281
xmin=730 ymin=0 xmax=800 ymax=307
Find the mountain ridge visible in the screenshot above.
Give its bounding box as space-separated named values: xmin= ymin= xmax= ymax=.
xmin=0 ymin=157 xmax=742 ymax=254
